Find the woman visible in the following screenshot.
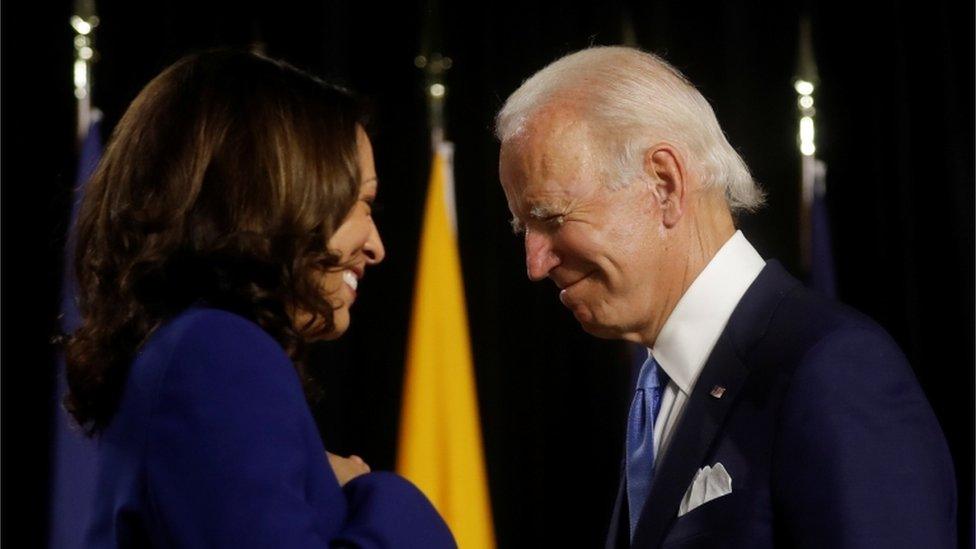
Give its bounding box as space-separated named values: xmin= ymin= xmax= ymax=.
xmin=65 ymin=50 xmax=456 ymax=548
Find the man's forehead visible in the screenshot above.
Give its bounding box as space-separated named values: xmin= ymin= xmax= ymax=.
xmin=503 ymin=112 xmax=601 ymax=179
xmin=519 ymin=105 xmax=593 ymax=147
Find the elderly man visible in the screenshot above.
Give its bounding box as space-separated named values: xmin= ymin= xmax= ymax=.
xmin=496 ymin=47 xmax=956 ymax=548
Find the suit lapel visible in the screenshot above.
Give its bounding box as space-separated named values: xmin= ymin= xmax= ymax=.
xmin=605 ymin=464 xmax=628 ymax=549
xmin=630 ymin=332 xmax=750 ymax=548
xmin=629 ymin=261 xmax=799 ymax=548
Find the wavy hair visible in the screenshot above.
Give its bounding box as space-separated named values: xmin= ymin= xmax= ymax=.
xmin=65 ymin=50 xmax=364 ymax=434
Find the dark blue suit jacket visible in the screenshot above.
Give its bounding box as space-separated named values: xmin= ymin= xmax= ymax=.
xmin=86 ymin=307 xmax=456 ymax=548
xmin=606 ymin=262 xmax=956 ymax=548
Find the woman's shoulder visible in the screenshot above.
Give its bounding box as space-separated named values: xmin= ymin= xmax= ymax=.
xmin=148 ymin=306 xmax=280 ymax=354
xmin=161 ymin=306 xmax=268 ymax=337
xmin=136 ymin=306 xmax=292 ymax=382
xmin=125 ymin=306 xmax=305 ymax=427
xmin=111 ymin=308 xmax=300 ymax=449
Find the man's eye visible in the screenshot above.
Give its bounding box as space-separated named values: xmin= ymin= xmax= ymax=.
xmin=545 ymin=215 xmax=565 ymax=227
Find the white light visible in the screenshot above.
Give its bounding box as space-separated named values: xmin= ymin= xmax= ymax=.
xmin=71 ymin=16 xmax=92 ymax=35
xmin=430 ymin=83 xmax=446 ymax=97
xmin=79 ymin=46 xmax=94 ymax=60
xmin=74 ymin=60 xmax=88 ymax=89
xmin=799 ymin=95 xmax=814 ymax=109
xmin=74 ymin=88 xmax=87 ymax=99
xmin=794 ymin=79 xmax=814 ymax=95
xmin=800 ymin=116 xmax=815 ymax=142
xmin=799 ymin=116 xmax=816 ymax=156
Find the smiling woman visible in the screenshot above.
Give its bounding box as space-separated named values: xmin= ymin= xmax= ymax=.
xmin=63 ymin=49 xmax=454 ymax=548
xmin=292 ymin=127 xmax=386 ymax=340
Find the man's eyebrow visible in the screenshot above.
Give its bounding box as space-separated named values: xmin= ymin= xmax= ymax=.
xmin=528 ymin=204 xmax=563 ymax=219
xmin=509 ymin=217 xmax=525 ymax=234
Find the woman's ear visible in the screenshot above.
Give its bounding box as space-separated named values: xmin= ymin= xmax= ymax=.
xmin=643 ymin=144 xmax=687 ymax=228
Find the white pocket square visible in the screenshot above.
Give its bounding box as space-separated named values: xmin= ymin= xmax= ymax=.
xmin=678 ymin=462 xmax=732 ymax=517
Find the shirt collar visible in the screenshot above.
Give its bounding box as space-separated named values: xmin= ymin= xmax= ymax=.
xmin=650 ymin=231 xmax=765 ymax=395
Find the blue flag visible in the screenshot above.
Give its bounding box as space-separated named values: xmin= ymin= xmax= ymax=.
xmin=809 ymin=159 xmax=837 ymax=299
xmin=49 ymin=117 xmax=102 ymax=549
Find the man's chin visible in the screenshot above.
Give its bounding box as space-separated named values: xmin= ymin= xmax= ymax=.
xmin=570 ymin=307 xmax=620 ymax=340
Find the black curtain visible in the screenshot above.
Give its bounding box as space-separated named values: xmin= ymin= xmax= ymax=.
xmin=3 ymin=1 xmax=971 ymax=547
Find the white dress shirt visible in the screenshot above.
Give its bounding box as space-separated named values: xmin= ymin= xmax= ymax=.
xmin=648 ymin=230 xmax=766 ymax=461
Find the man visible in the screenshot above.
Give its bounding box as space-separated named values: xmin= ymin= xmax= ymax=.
xmin=496 ymin=46 xmax=956 ymax=548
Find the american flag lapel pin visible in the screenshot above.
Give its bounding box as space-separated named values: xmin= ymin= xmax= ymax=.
xmin=710 ymin=385 xmax=726 ymax=399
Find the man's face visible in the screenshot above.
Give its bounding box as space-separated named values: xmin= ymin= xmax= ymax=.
xmin=499 ymin=111 xmax=669 ymax=340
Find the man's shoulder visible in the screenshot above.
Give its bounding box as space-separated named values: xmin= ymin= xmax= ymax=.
xmin=734 ymin=261 xmax=903 ymax=367
xmin=736 ymin=265 xmax=937 ymax=439
xmin=776 ymin=282 xmax=890 ymax=342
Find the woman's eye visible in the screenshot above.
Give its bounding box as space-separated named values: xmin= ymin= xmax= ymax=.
xmin=365 ymin=200 xmax=382 ymax=216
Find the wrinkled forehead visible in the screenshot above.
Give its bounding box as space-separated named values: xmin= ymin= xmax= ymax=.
xmin=500 ymin=109 xmax=608 ymax=191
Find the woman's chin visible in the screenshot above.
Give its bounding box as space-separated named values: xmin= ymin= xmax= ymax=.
xmin=320 ymin=311 xmax=350 ymax=340
xmin=290 ymin=307 xmax=350 ymax=341
xmin=317 ymin=327 xmax=346 ymax=341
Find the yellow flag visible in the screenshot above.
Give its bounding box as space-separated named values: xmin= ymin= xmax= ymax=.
xmin=397 ymin=142 xmax=496 ymax=548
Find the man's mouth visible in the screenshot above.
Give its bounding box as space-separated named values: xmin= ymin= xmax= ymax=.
xmin=554 ymin=271 xmax=591 ymax=291
xmin=555 ymin=272 xmax=593 ymax=304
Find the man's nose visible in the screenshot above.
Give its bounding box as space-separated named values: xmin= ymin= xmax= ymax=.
xmin=524 ymin=230 xmax=560 ymax=281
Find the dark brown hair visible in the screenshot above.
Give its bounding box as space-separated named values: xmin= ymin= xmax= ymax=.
xmin=65 ymin=50 xmax=364 ymax=434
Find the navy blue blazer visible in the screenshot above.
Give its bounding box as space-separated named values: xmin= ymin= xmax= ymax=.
xmin=606 ymin=262 xmax=956 ymax=548
xmin=86 ymin=307 xmax=456 ymax=548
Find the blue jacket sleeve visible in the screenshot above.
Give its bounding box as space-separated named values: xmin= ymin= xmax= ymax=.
xmin=772 ymin=326 xmax=957 ymax=548
xmin=335 ymin=473 xmax=456 ymax=548
xmin=144 ymin=311 xmax=454 ymax=548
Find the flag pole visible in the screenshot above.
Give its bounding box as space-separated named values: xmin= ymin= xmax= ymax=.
xmin=415 ymin=52 xmax=455 ymax=232
xmin=71 ymin=0 xmax=99 ymax=143
xmin=794 ymin=15 xmax=836 ymax=297
xmin=398 ymin=34 xmax=497 ymax=548
xmin=794 ymin=15 xmax=820 ymax=273
xmin=415 ymin=52 xmax=452 ymax=150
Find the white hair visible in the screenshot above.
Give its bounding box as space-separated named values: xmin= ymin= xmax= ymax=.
xmin=495 ymin=46 xmax=764 ymax=212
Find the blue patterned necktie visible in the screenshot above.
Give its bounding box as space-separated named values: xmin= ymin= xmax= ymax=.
xmin=626 ymin=355 xmax=668 ymax=539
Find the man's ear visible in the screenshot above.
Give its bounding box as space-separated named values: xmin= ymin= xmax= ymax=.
xmin=643 ymin=144 xmax=687 ymax=228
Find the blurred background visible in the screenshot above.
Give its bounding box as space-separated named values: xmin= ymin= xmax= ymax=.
xmin=2 ymin=0 xmax=973 ymax=547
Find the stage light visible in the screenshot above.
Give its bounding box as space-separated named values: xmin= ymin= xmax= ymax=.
xmin=71 ymin=16 xmax=92 ymax=35
xmin=800 ymin=116 xmax=816 ymax=156
xmin=74 ymin=60 xmax=87 ymax=89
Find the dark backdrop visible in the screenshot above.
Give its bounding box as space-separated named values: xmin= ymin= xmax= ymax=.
xmin=3 ymin=1 xmax=972 ymax=547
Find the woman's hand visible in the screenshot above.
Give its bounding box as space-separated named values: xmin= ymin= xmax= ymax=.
xmin=326 ymin=451 xmax=371 ymax=487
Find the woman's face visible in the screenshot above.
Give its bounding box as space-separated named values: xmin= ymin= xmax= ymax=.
xmin=309 ymin=126 xmax=386 ymax=339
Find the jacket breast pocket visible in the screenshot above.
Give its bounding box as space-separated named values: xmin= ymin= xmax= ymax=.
xmin=662 ymin=490 xmax=737 ymax=548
